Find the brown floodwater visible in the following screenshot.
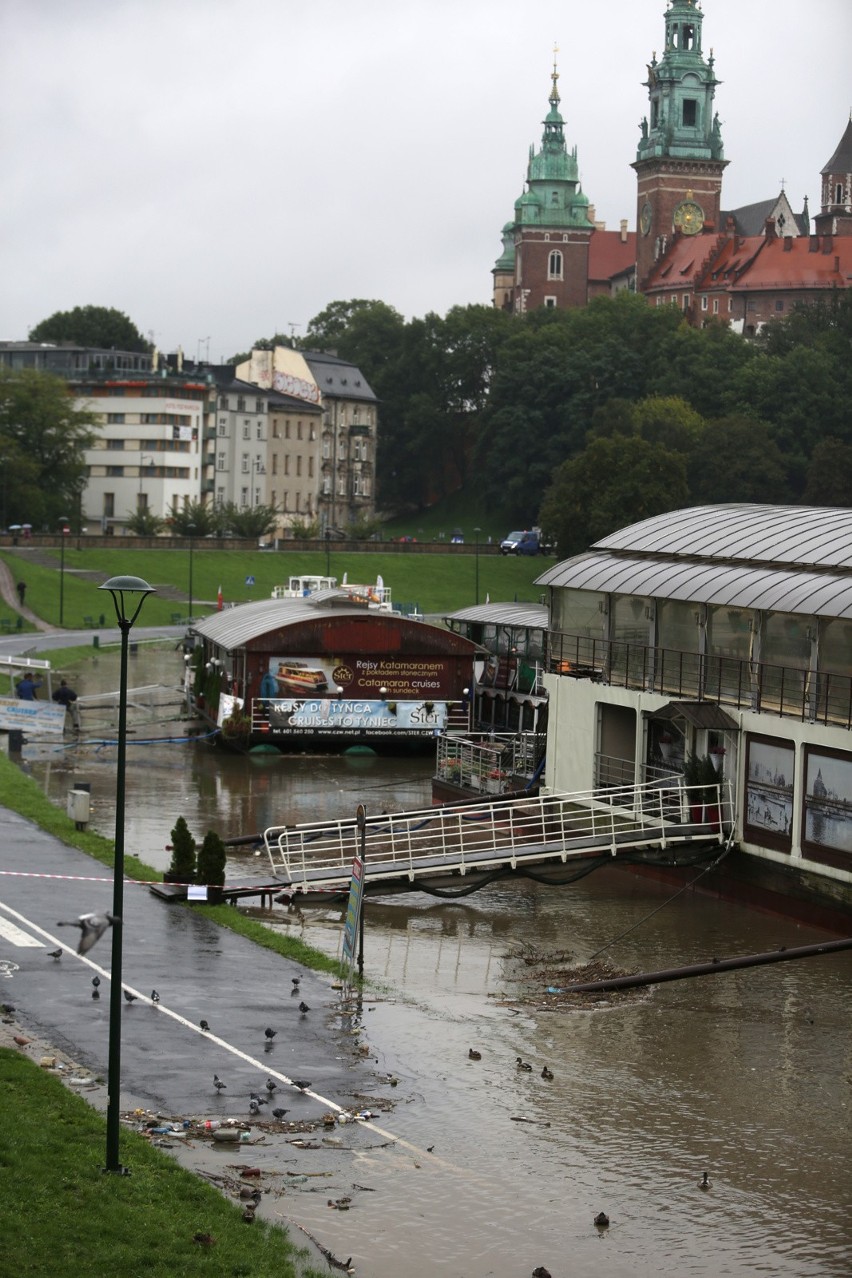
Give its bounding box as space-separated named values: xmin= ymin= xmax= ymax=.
xmin=22 ymin=646 xmax=852 ymax=1277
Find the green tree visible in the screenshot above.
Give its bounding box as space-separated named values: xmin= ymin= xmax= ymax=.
xmin=219 ymin=502 xmax=280 ymax=539
xmin=0 ymin=368 xmax=96 ymax=528
xmin=168 ymin=500 xmax=223 ymax=538
xmin=196 ymin=830 xmax=227 ymax=887
xmin=28 ymin=305 xmax=151 ymax=353
xmin=686 ymin=415 xmax=791 ymax=505
xmin=803 ymin=438 xmax=852 ymax=507
xmin=167 ymin=816 xmax=197 ymax=882
xmin=124 ymin=509 xmax=167 ymax=536
xmin=539 ymin=435 xmax=690 ymax=556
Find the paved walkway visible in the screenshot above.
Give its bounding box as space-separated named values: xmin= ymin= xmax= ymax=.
xmin=0 ymin=555 xmax=55 ymax=632
xmin=0 ymin=804 xmax=372 ymax=1122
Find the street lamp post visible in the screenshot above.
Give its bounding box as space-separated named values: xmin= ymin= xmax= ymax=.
xmin=59 ymin=517 xmax=70 ymax=626
xmin=474 ymin=527 xmax=481 ymax=606
xmin=98 ymin=574 xmax=155 ymax=1175
xmin=186 ymin=523 xmax=195 ymax=623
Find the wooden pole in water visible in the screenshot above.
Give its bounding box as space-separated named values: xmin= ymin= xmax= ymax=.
xmin=562 ymin=936 xmax=852 ymax=993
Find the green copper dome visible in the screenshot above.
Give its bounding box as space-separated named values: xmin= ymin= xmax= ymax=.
xmin=637 ymin=0 xmax=724 ymax=164
xmin=514 ymin=61 xmax=594 ymax=229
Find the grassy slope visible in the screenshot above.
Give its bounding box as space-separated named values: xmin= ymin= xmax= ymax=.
xmin=1 ymin=545 xmax=547 ymax=628
xmin=0 ymin=1049 xmax=324 ymax=1277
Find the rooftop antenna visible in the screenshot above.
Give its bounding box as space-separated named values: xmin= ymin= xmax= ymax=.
xmin=288 ymin=322 xmax=300 ymax=342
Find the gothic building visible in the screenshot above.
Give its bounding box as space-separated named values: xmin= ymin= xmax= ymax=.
xmin=494 ymin=1 xmax=852 ymax=329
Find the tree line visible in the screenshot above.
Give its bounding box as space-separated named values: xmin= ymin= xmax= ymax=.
xmin=6 ymin=293 xmax=851 ymax=547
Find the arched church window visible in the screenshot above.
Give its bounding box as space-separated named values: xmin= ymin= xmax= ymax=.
xmin=682 ymin=99 xmax=697 ymax=127
xmin=547 ymin=250 xmax=563 ymax=280
xmin=836 ymin=183 xmax=844 ymax=205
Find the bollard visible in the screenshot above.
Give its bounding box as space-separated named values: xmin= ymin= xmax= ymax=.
xmin=8 ymin=729 xmax=24 ymax=754
xmin=93 ymin=635 xmax=100 ymax=649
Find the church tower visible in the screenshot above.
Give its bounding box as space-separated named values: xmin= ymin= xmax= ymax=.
xmin=633 ymin=0 xmax=727 ymax=287
xmin=493 ymin=58 xmax=595 ymax=313
xmin=814 ymin=116 xmax=852 ymax=237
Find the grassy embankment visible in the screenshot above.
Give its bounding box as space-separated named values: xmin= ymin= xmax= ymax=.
xmin=0 ymin=1049 xmax=325 ymax=1277
xmin=0 ymin=544 xmax=547 ymax=629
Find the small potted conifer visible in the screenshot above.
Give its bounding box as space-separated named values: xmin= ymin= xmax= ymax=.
xmin=196 ymin=829 xmax=227 ymax=904
xmin=165 ymin=815 xmax=196 ymax=885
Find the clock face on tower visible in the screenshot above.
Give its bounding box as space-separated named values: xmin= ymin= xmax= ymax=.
xmin=640 ymin=201 xmax=653 ymax=236
xmin=673 ymin=198 xmax=705 ymax=236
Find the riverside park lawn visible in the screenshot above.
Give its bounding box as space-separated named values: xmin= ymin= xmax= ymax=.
xmin=0 ymin=546 xmax=548 ymax=630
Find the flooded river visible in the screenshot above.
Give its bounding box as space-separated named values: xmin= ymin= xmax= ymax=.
xmin=22 ymin=645 xmax=852 ymax=1277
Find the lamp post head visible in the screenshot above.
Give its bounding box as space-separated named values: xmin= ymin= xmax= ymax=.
xmin=99 ymin=575 xmax=155 ymax=627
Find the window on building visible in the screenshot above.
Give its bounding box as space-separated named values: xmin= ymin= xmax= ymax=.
xmin=651 ymin=98 xmax=660 ymax=128
xmin=775 ymin=300 xmax=785 ymax=312
xmin=270 ymin=489 xmax=276 ymax=508
xmin=218 ymin=395 xmax=227 ymax=409
xmin=272 ymin=421 xmax=280 ymax=439
xmin=836 ymin=182 xmax=844 ymax=205
xmin=322 ymin=438 xmax=330 ymax=460
xmin=241 ymin=454 xmax=249 ymax=473
xmin=547 ymin=250 xmax=563 ymax=280
xmin=217 ymin=452 xmax=226 ymax=471
xmin=308 ymin=457 xmax=314 ymax=478
xmin=712 ymin=298 xmax=719 ymax=314
xmin=682 ymin=99 xmax=697 ymax=127
xmin=256 ymin=398 xmax=264 ymax=413
xmin=700 ymin=296 xmax=708 ymax=311
xmin=217 ymin=486 xmax=225 ymax=503
xmin=544 ymin=296 xmax=557 ymax=308
xmin=296 ymin=456 xmax=302 ymax=477
xmin=237 ymin=397 xmax=245 ymax=411
xmin=256 ymin=424 xmax=263 ymax=439
xmin=240 ymin=487 xmax=248 ymax=507
xmin=728 ymin=298 xmax=734 ymax=312
xmin=218 ymin=422 xmax=227 ymax=436
xmin=103 ymin=493 xmax=115 ymax=518
xmin=107 ymin=413 xmax=125 ymax=424
xmin=284 ymin=455 xmax=289 ymax=475
xmin=284 ymin=422 xmax=290 ymax=439
xmin=271 ymin=455 xmax=278 ymax=475
xmin=106 ymin=465 xmax=124 ymax=477
xmin=671 ymin=295 xmax=678 ymax=305
xmin=682 ymin=294 xmax=690 ymax=310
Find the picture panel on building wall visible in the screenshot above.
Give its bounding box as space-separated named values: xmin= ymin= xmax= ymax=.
xmin=744 ymin=735 xmax=795 ymax=852
xmin=802 ymin=746 xmax=852 ymax=870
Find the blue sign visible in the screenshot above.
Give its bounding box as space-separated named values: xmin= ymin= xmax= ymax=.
xmin=245 ymin=575 xmax=255 ymax=586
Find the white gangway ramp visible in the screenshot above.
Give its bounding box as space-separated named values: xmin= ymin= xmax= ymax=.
xmin=262 ymin=779 xmax=734 ymax=894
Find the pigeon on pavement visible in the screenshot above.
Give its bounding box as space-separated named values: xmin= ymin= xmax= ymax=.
xmin=47 ymin=949 xmax=62 ymax=960
xmin=200 ymin=1020 xmax=210 ymax=1032
xmin=57 ymin=912 xmax=118 ymax=955
xmin=264 ymin=1027 xmax=277 ymax=1040
xmin=123 ymin=989 xmax=138 ymax=1004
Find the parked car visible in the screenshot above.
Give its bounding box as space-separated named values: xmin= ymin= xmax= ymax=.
xmin=500 ymin=529 xmax=542 ymax=555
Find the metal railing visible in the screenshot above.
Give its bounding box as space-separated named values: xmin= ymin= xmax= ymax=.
xmin=435 ymin=731 xmax=544 ymax=794
xmin=262 ymin=778 xmax=733 ymax=891
xmin=548 ymin=631 xmax=852 ymax=728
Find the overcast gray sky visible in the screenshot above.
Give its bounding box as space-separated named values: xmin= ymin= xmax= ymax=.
xmin=1 ymin=0 xmax=849 ymax=361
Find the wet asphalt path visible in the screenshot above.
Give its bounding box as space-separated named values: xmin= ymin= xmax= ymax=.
xmin=0 ymin=805 xmax=367 ymax=1122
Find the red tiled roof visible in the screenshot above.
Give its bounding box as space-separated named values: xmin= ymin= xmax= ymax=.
xmin=642 ymin=233 xmax=716 ymax=291
xmin=726 ymin=235 xmax=852 ymax=292
xmin=588 ymin=229 xmax=637 ymax=282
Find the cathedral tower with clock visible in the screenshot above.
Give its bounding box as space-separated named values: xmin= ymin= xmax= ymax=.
xmin=633 ymin=0 xmax=727 ymax=287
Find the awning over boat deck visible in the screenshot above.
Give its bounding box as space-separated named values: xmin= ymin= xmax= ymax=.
xmin=646 ymin=701 xmax=739 ymax=731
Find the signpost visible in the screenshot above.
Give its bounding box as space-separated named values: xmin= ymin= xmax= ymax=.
xmin=341 ymin=804 xmax=367 ymax=991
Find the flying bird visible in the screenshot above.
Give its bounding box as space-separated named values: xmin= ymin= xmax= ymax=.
xmin=151 ymin=989 xmax=160 ymax=1004
xmin=123 ymin=989 xmax=137 ymax=1004
xmin=47 ymin=949 xmax=62 ymax=960
xmin=57 ymin=912 xmax=118 ymax=955
xmin=264 ymin=1027 xmax=277 ymax=1040
xmin=213 ymin=1075 xmax=226 ymax=1092
xmin=200 ymin=1020 xmax=210 ymax=1032
xmin=298 ymin=1001 xmax=310 ymax=1014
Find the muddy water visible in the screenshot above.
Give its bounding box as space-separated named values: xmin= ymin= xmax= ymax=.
xmin=23 ymin=647 xmax=852 ymax=1277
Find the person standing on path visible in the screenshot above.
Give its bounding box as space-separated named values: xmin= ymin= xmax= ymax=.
xmin=52 ymin=679 xmax=81 ymax=731
xmin=16 ymin=581 xmax=26 ymax=605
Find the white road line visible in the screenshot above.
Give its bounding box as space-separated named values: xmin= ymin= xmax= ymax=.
xmin=0 ymin=915 xmax=44 ymax=948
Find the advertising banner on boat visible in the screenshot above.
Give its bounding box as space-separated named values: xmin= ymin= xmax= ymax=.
xmin=0 ymin=698 xmax=67 ymax=736
xmin=266 ymin=697 xmax=447 ymax=734
xmin=261 ymin=656 xmax=455 ymax=700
